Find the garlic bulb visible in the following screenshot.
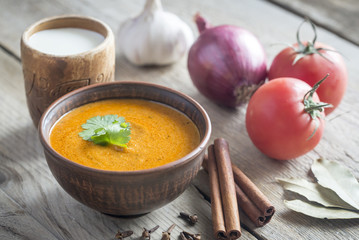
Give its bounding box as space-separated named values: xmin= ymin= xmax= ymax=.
xmin=118 ymin=0 xmax=194 ymax=66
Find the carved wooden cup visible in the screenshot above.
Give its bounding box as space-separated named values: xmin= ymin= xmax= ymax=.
xmin=21 ymin=15 xmax=115 ymax=126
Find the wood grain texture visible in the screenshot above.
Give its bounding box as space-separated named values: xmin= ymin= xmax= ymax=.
xmin=0 ymin=46 xmax=255 ymax=239
xmin=0 ymin=0 xmax=359 ymax=239
xmin=267 ymin=0 xmax=359 ymax=46
xmin=0 ymin=189 xmax=57 ymax=240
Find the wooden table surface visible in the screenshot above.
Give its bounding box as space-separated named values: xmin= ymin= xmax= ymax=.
xmin=1 ymin=0 xmax=359 ymax=239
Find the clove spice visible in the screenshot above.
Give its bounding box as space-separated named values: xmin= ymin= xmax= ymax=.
xmin=141 ymin=225 xmax=159 ymax=240
xmin=115 ymin=230 xmax=133 ymax=239
xmin=161 ymin=224 xmax=176 ymax=240
xmin=179 ymin=212 xmax=198 ymax=225
xmin=180 ymin=231 xmax=201 ymax=240
xmin=180 ymin=232 xmax=187 ymax=240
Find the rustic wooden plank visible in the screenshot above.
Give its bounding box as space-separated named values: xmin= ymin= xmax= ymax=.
xmin=0 ymin=47 xmax=96 ymax=239
xmin=0 ymin=0 xmax=359 ymax=239
xmin=0 ymin=48 xmax=256 ymax=239
xmin=0 ymin=189 xmax=58 ymax=240
xmin=0 ymin=0 xmax=142 ymax=57
xmin=266 ymin=0 xmax=359 ymax=46
xmin=187 ymin=2 xmax=359 ymax=239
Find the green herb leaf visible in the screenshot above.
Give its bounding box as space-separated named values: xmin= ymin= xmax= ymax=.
xmin=284 ymin=200 xmax=359 ymax=219
xmin=79 ymin=115 xmax=131 ymax=148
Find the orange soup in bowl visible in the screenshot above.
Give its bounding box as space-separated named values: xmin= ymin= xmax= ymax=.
xmin=50 ymin=99 xmax=200 ymax=171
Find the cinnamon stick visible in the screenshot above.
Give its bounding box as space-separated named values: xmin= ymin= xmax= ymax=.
xmin=214 ymin=138 xmax=241 ymax=239
xmin=202 ymin=144 xmax=275 ymax=227
xmin=235 ymin=184 xmax=267 ymax=227
xmin=232 ymin=164 xmax=275 ymax=218
xmin=207 ymin=145 xmax=227 ymax=239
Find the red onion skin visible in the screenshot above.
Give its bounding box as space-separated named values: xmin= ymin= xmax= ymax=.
xmin=188 ymin=15 xmax=267 ymax=107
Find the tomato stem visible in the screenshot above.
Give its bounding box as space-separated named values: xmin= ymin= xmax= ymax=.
xmin=293 ymin=19 xmax=337 ymax=65
xmin=303 ymin=74 xmax=332 ymax=140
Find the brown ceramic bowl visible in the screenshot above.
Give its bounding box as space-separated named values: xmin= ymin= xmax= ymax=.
xmin=39 ymin=81 xmax=211 ymax=215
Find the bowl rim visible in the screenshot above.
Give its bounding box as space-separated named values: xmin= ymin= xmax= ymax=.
xmin=39 ymin=81 xmax=212 ymax=176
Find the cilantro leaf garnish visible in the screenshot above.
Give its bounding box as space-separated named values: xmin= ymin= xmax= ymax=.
xmin=79 ymin=114 xmax=131 ymax=148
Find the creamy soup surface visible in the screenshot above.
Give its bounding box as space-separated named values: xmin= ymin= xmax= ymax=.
xmin=50 ymin=99 xmax=200 ymax=171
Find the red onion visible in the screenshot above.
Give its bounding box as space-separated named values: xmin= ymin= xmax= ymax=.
xmin=188 ymin=14 xmax=267 ymax=107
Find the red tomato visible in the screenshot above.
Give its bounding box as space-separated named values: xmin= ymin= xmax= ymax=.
xmin=245 ymin=78 xmax=325 ymax=160
xmin=268 ymin=42 xmax=347 ymax=115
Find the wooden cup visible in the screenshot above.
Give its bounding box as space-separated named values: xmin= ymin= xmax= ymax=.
xmin=21 ymin=15 xmax=115 ymax=126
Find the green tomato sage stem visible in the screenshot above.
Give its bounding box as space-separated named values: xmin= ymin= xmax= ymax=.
xmin=292 ymin=18 xmax=338 ymax=65
xmin=303 ymin=74 xmax=333 ymax=140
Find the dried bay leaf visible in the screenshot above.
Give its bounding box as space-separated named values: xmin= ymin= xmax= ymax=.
xmin=278 ymin=159 xmax=359 ymax=219
xmin=277 ymin=178 xmax=356 ymax=210
xmin=311 ymin=158 xmax=359 ymax=210
xmin=284 ymin=200 xmax=359 ymax=219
